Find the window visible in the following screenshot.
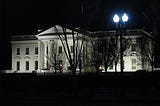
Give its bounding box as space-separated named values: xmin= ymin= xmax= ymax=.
xmin=109 ymin=63 xmax=113 ymax=69
xmin=46 ymin=46 xmax=48 ymax=54
xmin=16 ymin=61 xmax=20 ymax=70
xmin=16 ymin=48 xmax=20 ymax=55
xmin=123 ymin=60 xmax=125 ymax=69
xmin=59 ymin=46 xmax=62 ymax=53
xmin=35 ymin=47 xmax=38 ymax=54
xmin=131 ymin=44 xmax=136 ymax=51
xmin=26 ymin=48 xmax=29 ymax=55
xmin=59 ymin=60 xmax=63 ymax=64
xmin=26 ymin=61 xmax=29 ymax=70
xmin=70 ymin=46 xmax=73 ymax=53
xmin=132 ymin=59 xmax=136 ymax=69
xmin=35 ymin=61 xmax=38 ymax=70
xmin=132 ymin=59 xmax=136 ymax=65
xmin=47 ymin=60 xmax=49 ymax=68
xmin=98 ymin=44 xmax=102 ymax=53
xmin=58 ymin=60 xmax=63 ymax=70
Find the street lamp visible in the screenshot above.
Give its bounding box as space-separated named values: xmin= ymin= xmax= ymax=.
xmin=113 ymin=13 xmax=128 ymax=72
xmin=113 ymin=14 xmax=120 ymax=23
xmin=122 ymin=13 xmax=128 ymax=23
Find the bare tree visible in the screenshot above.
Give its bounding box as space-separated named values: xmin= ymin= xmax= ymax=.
xmin=138 ymin=35 xmax=154 ymax=71
xmin=142 ymin=0 xmax=159 ymax=68
xmin=113 ymin=36 xmax=119 ymax=72
xmin=90 ymin=34 xmax=120 ymax=73
xmin=46 ymin=41 xmax=59 ymax=74
xmin=113 ymin=35 xmax=131 ymax=72
xmin=54 ymin=25 xmax=84 ymax=75
xmin=103 ymin=37 xmax=118 ymax=72
xmin=90 ymin=38 xmax=102 ymax=74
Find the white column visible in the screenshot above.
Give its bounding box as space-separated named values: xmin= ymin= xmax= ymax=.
xmin=44 ymin=41 xmax=48 ymax=69
xmin=38 ymin=41 xmax=41 ymax=70
xmin=49 ymin=40 xmax=54 ymax=72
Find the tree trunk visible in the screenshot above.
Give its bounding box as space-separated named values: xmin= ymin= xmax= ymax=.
xmin=95 ymin=64 xmax=99 ymax=75
xmin=151 ymin=62 xmax=154 ymax=72
xmin=54 ymin=63 xmax=57 ymax=75
xmin=115 ymin=62 xmax=117 ymax=72
xmin=104 ymin=59 xmax=107 ymax=72
xmin=71 ymin=65 xmax=76 ymax=76
xmin=79 ymin=60 xmax=82 ymax=75
xmin=105 ymin=62 xmax=108 ymax=72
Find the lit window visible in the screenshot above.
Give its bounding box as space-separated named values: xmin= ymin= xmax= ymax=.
xmin=35 ymin=61 xmax=38 ymax=70
xmin=26 ymin=48 xmax=29 ymax=55
xmin=58 ymin=60 xmax=63 ymax=70
xmin=16 ymin=61 xmax=20 ymax=70
xmin=26 ymin=61 xmax=29 ymax=70
xmin=59 ymin=46 xmax=62 ymax=53
xmin=132 ymin=59 xmax=136 ymax=69
xmin=70 ymin=46 xmax=73 ymax=53
xmin=35 ymin=47 xmax=38 ymax=54
xmin=16 ymin=48 xmax=20 ymax=55
xmin=131 ymin=44 xmax=136 ymax=51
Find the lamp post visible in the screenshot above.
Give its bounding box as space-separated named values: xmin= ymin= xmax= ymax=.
xmin=113 ymin=13 xmax=128 ymax=72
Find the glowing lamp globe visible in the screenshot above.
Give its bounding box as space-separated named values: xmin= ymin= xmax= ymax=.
xmin=122 ymin=13 xmax=128 ymax=22
xmin=113 ymin=14 xmax=120 ymax=23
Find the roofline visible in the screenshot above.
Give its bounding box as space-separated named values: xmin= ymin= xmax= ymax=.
xmin=90 ymin=29 xmax=152 ymax=37
xmin=92 ymin=29 xmax=149 ymax=33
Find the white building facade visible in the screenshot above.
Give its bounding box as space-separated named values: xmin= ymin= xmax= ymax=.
xmin=11 ymin=25 xmax=154 ymax=73
xmin=11 ymin=36 xmax=39 ymax=72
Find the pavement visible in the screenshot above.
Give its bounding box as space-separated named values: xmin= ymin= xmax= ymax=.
xmin=1 ymin=72 xmax=160 ymax=105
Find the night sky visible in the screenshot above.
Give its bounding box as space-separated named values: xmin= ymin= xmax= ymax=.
xmin=1 ymin=0 xmax=159 ymax=69
xmin=4 ymin=0 xmax=150 ymax=35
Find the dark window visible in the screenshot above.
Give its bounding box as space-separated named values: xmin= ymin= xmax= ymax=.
xmin=16 ymin=61 xmax=20 ymax=70
xmin=109 ymin=63 xmax=113 ymax=69
xmin=35 ymin=47 xmax=38 ymax=54
xmin=71 ymin=46 xmax=73 ymax=53
xmin=98 ymin=41 xmax=103 ymax=53
xmin=26 ymin=61 xmax=29 ymax=70
xmin=131 ymin=44 xmax=136 ymax=51
xmin=47 ymin=60 xmax=49 ymax=68
xmin=59 ymin=46 xmax=62 ymax=53
xmin=35 ymin=61 xmax=38 ymax=70
xmin=16 ymin=48 xmax=20 ymax=55
xmin=46 ymin=46 xmax=48 ymax=54
xmin=26 ymin=48 xmax=29 ymax=55
xmin=123 ymin=60 xmax=125 ymax=69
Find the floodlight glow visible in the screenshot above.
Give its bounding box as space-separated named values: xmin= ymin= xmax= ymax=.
xmin=122 ymin=13 xmax=128 ymax=22
xmin=113 ymin=14 xmax=120 ymax=23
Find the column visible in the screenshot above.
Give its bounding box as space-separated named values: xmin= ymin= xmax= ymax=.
xmin=38 ymin=41 xmax=41 ymax=70
xmin=49 ymin=40 xmax=54 ymax=72
xmin=38 ymin=41 xmax=44 ymax=70
xmin=44 ymin=41 xmax=48 ymax=69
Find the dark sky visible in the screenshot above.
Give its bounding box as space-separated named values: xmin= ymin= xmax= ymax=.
xmin=4 ymin=0 xmax=150 ymax=35
xmin=1 ymin=0 xmax=159 ymax=69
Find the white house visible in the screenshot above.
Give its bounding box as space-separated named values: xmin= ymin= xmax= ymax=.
xmin=10 ymin=25 xmax=154 ymax=73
